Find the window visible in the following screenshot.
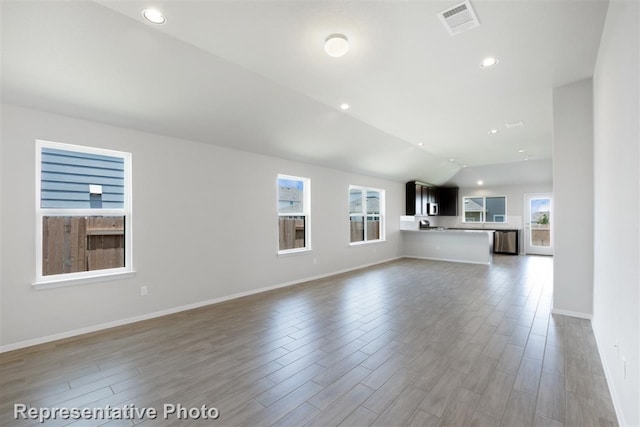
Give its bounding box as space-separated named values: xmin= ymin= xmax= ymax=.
xmin=349 ymin=186 xmax=385 ymax=244
xmin=277 ymin=174 xmax=310 ymax=253
xmin=35 ymin=140 xmax=133 ymax=285
xmin=463 ymin=196 xmax=507 ymax=223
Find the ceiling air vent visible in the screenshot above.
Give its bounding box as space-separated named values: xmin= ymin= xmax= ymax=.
xmin=438 ymin=0 xmax=480 ymax=36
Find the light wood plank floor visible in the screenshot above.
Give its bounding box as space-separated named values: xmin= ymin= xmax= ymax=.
xmin=0 ymin=256 xmax=618 ymax=427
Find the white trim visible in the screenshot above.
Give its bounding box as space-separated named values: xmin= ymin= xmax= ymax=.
xmin=277 ymin=247 xmax=312 ymax=256
xmin=348 ymin=185 xmax=386 ymax=244
xmin=349 ymin=239 xmax=386 ymax=246
xmin=38 ymin=209 xmax=127 ymax=216
xmin=462 ymin=195 xmax=508 ymax=224
xmin=35 ymin=140 xmax=133 ymax=283
xmin=551 ymin=308 xmax=593 ymax=319
xmin=0 ymin=257 xmax=401 ymax=353
xmin=404 ymin=255 xmax=490 ymax=266
xmin=592 ymin=321 xmax=626 ymax=427
xmin=524 ymin=193 xmax=554 ymax=256
xmin=33 ymin=270 xmax=137 ymax=289
xmin=277 ymin=174 xmax=311 ymax=253
xmin=37 ymin=139 xmax=126 ymax=157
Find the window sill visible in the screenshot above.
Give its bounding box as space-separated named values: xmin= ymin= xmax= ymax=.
xmin=33 ymin=270 xmax=137 ymax=290
xmin=349 ymin=239 xmax=386 ymax=247
xmin=277 ymin=248 xmax=312 ymax=257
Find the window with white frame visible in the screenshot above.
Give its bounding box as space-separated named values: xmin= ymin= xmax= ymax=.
xmin=277 ymin=174 xmax=310 ymax=253
xmin=463 ymin=196 xmax=507 ymax=223
xmin=349 ymin=186 xmax=385 ymax=244
xmin=35 ymin=140 xmax=133 ymax=285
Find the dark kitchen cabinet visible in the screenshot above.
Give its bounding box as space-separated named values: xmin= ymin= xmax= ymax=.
xmin=406 ymin=181 xmax=459 ymax=216
xmin=421 ymin=186 xmax=430 ymax=213
xmin=405 ymin=181 xmax=434 ymax=215
xmin=424 ymin=186 xmax=439 ymax=215
xmin=438 ymin=187 xmax=459 ymax=216
xmin=425 ymin=186 xmax=439 ymax=204
xmin=405 ymin=182 xmax=423 ymax=216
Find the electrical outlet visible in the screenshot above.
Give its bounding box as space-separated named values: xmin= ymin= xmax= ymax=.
xmin=140 ymin=285 xmax=148 ymax=296
xmin=313 ymin=257 xmax=317 ymax=265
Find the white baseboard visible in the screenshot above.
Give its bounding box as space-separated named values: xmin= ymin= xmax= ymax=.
xmin=592 ymin=321 xmax=626 ymax=427
xmin=0 ymin=257 xmax=401 ymax=353
xmin=551 ymin=308 xmax=593 ymax=319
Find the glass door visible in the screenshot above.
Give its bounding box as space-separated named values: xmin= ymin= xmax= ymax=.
xmin=525 ymin=194 xmax=553 ymax=255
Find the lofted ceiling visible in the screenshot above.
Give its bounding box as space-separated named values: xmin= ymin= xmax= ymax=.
xmin=1 ymin=0 xmax=608 ymax=185
xmin=443 ymin=158 xmax=553 ymax=188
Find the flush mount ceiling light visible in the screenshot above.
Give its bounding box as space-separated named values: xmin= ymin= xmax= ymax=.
xmin=505 ymin=121 xmax=524 ymax=128
xmin=142 ymin=8 xmax=166 ymax=24
xmin=339 ymin=103 xmax=351 ymax=111
xmin=480 ymin=57 xmax=498 ymax=68
xmin=477 ymin=180 xmax=484 ymax=186
xmin=325 ymin=34 xmax=349 ymax=58
xmin=489 ymin=129 xmax=498 ymax=135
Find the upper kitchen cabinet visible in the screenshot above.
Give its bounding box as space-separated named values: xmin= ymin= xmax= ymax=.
xmin=406 ymin=181 xmax=458 ymax=216
xmin=438 ymin=187 xmax=459 ymax=216
xmin=406 ymin=181 xmax=423 ymax=216
xmin=425 ymin=186 xmax=439 ymax=205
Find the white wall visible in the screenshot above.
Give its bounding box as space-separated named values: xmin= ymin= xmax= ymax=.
xmin=552 ymin=79 xmax=594 ymax=318
xmin=0 ymin=104 xmax=4 ymax=347
xmin=592 ymin=1 xmax=640 ymax=425
xmin=0 ymin=104 xmax=403 ymax=348
xmin=432 ymin=183 xmax=553 ymax=253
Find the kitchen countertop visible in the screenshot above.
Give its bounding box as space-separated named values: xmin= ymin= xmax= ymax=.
xmin=447 ymin=227 xmax=521 ymax=231
xmin=402 ymin=229 xmax=494 ymax=234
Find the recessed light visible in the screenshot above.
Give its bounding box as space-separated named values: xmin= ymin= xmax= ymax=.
xmin=417 ymin=142 xmax=424 ymax=147
xmin=142 ymin=9 xmax=166 ymax=24
xmin=477 ymin=180 xmax=484 ymax=186
xmin=325 ymin=34 xmax=349 ymax=58
xmin=339 ymin=103 xmax=350 ymax=111
xmin=489 ymin=129 xmax=498 ymax=135
xmin=480 ymin=57 xmax=498 ymax=68
xmin=462 ymin=165 xmax=468 ymax=168
xmin=518 ymin=149 xmax=525 ymax=153
xmin=449 ymin=158 xmax=455 ymax=162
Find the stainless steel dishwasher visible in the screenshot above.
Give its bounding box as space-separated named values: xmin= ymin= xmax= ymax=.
xmin=494 ymin=230 xmax=519 ymax=255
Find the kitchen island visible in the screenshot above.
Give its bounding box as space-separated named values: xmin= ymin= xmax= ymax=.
xmin=402 ymin=229 xmax=494 ymax=265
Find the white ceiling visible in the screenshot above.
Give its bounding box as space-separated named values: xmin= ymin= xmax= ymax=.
xmin=445 ymin=158 xmax=553 ymax=188
xmin=1 ymin=0 xmax=608 ymax=185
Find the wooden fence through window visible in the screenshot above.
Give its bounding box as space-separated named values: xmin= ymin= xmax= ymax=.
xmin=350 ymin=219 xmax=380 ymax=242
xmin=279 ymin=217 xmax=305 ymax=250
xmin=42 ymin=216 xmax=124 ymax=276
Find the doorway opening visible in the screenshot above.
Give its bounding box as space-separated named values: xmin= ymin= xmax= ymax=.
xmin=525 ymin=194 xmax=553 ymax=256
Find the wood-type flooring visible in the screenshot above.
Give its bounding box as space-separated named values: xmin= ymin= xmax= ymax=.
xmin=0 ymin=256 xmax=618 ymax=426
